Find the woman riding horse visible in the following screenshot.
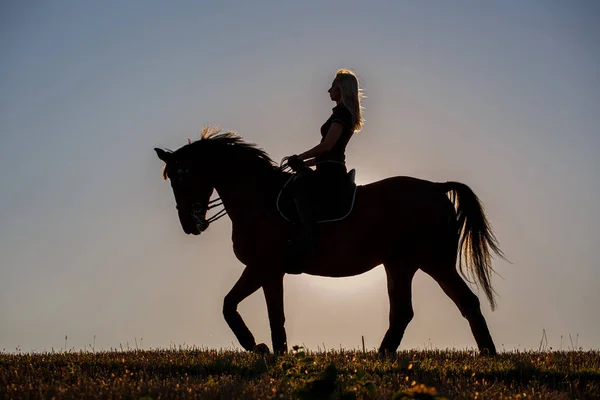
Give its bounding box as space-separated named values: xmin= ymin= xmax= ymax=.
xmin=154 ymin=71 xmax=506 ymax=356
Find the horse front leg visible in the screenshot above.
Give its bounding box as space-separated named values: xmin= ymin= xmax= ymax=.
xmin=262 ymin=273 xmax=288 ymax=354
xmin=223 ymin=266 xmax=265 ymax=352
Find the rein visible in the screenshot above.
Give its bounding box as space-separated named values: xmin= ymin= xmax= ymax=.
xmin=205 ymin=197 xmax=228 ymax=223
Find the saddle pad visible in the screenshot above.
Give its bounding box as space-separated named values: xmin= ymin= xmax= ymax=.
xmin=276 ymin=175 xmax=357 ymax=224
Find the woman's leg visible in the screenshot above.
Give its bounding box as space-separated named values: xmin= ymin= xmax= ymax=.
xmin=285 ymin=169 xmax=316 ymax=274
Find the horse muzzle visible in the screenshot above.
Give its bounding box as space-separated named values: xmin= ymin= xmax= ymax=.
xmin=190 ymin=206 xmax=209 ymax=235
xmin=194 ymin=218 xmax=209 ymax=234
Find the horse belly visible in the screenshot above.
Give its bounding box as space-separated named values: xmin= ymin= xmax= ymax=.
xmin=303 ymin=228 xmax=387 ymax=277
xmin=302 ymin=256 xmax=381 ymax=277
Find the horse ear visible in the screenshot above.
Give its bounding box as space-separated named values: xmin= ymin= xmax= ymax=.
xmin=155 ymin=148 xmax=171 ymax=163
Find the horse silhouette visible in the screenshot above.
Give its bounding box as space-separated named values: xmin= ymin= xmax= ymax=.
xmin=155 ymin=128 xmax=506 ymax=356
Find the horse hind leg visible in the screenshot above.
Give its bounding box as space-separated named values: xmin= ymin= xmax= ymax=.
xmin=378 ymin=262 xmax=418 ymax=356
xmin=424 ymin=265 xmax=497 ymax=355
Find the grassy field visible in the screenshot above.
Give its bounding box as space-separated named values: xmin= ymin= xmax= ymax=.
xmin=1 ymin=346 xmax=599 ymax=399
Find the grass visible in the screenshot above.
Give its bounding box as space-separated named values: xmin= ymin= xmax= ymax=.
xmin=1 ymin=346 xmax=599 ymax=399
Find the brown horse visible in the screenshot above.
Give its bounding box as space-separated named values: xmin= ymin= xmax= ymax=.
xmin=155 ymin=128 xmax=506 ymax=356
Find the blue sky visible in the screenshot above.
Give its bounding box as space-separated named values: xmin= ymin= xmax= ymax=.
xmin=1 ymin=1 xmax=599 ymax=352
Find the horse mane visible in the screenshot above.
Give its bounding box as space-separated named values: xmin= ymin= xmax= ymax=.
xmin=161 ymin=126 xmax=279 ymax=179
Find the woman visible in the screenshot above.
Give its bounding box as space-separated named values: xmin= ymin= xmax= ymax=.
xmin=286 ymin=69 xmax=365 ymax=263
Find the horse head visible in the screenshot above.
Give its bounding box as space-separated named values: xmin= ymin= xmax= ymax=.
xmin=155 ymin=128 xmax=278 ymax=235
xmin=155 ymin=147 xmax=216 ymax=235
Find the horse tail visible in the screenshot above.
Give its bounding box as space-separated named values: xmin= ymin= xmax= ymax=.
xmin=442 ymin=181 xmax=506 ymax=310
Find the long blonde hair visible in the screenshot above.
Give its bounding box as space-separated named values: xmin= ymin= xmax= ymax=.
xmin=334 ymin=69 xmax=365 ymax=132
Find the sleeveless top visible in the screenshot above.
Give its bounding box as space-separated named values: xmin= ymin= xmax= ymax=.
xmin=315 ymin=104 xmax=354 ymax=172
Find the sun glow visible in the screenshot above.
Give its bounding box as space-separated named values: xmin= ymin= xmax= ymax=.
xmin=298 ymin=267 xmax=387 ymax=295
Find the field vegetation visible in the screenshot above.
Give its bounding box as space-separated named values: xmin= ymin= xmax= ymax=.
xmin=1 ymin=346 xmax=599 ymax=399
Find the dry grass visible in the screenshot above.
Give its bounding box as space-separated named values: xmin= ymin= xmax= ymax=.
xmin=1 ymin=346 xmax=599 ymax=399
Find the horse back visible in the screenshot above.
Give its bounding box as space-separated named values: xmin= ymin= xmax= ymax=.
xmin=354 ymin=175 xmax=455 ymax=227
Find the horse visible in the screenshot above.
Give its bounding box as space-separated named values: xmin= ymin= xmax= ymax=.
xmin=154 ymin=127 xmax=506 ymax=356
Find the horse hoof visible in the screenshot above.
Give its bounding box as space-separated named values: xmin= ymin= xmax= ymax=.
xmin=253 ymin=343 xmax=270 ymax=354
xmin=479 ymin=348 xmax=497 ymax=357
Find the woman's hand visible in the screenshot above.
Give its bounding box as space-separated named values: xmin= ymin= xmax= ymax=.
xmin=286 ymin=121 xmax=343 ymax=171
xmin=286 ymin=155 xmax=305 ymax=171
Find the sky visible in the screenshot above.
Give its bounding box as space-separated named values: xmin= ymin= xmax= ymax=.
xmin=1 ymin=1 xmax=599 ymax=353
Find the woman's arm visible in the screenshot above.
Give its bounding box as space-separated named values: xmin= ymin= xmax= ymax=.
xmin=298 ymin=122 xmax=343 ymax=160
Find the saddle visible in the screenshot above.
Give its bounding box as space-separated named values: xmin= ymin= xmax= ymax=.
xmin=277 ymin=169 xmax=357 ymax=224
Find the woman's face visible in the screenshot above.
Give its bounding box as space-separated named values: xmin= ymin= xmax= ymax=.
xmin=328 ymin=80 xmax=341 ymax=102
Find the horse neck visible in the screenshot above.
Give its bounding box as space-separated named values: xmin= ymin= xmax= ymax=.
xmin=212 ymin=163 xmax=278 ymax=225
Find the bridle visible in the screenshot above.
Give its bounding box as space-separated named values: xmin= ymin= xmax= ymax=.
xmin=176 ymin=197 xmax=227 ymax=233
xmin=170 ymin=167 xmax=227 ymax=233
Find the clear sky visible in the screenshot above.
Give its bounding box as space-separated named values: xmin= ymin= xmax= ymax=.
xmin=1 ymin=1 xmax=599 ymax=353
